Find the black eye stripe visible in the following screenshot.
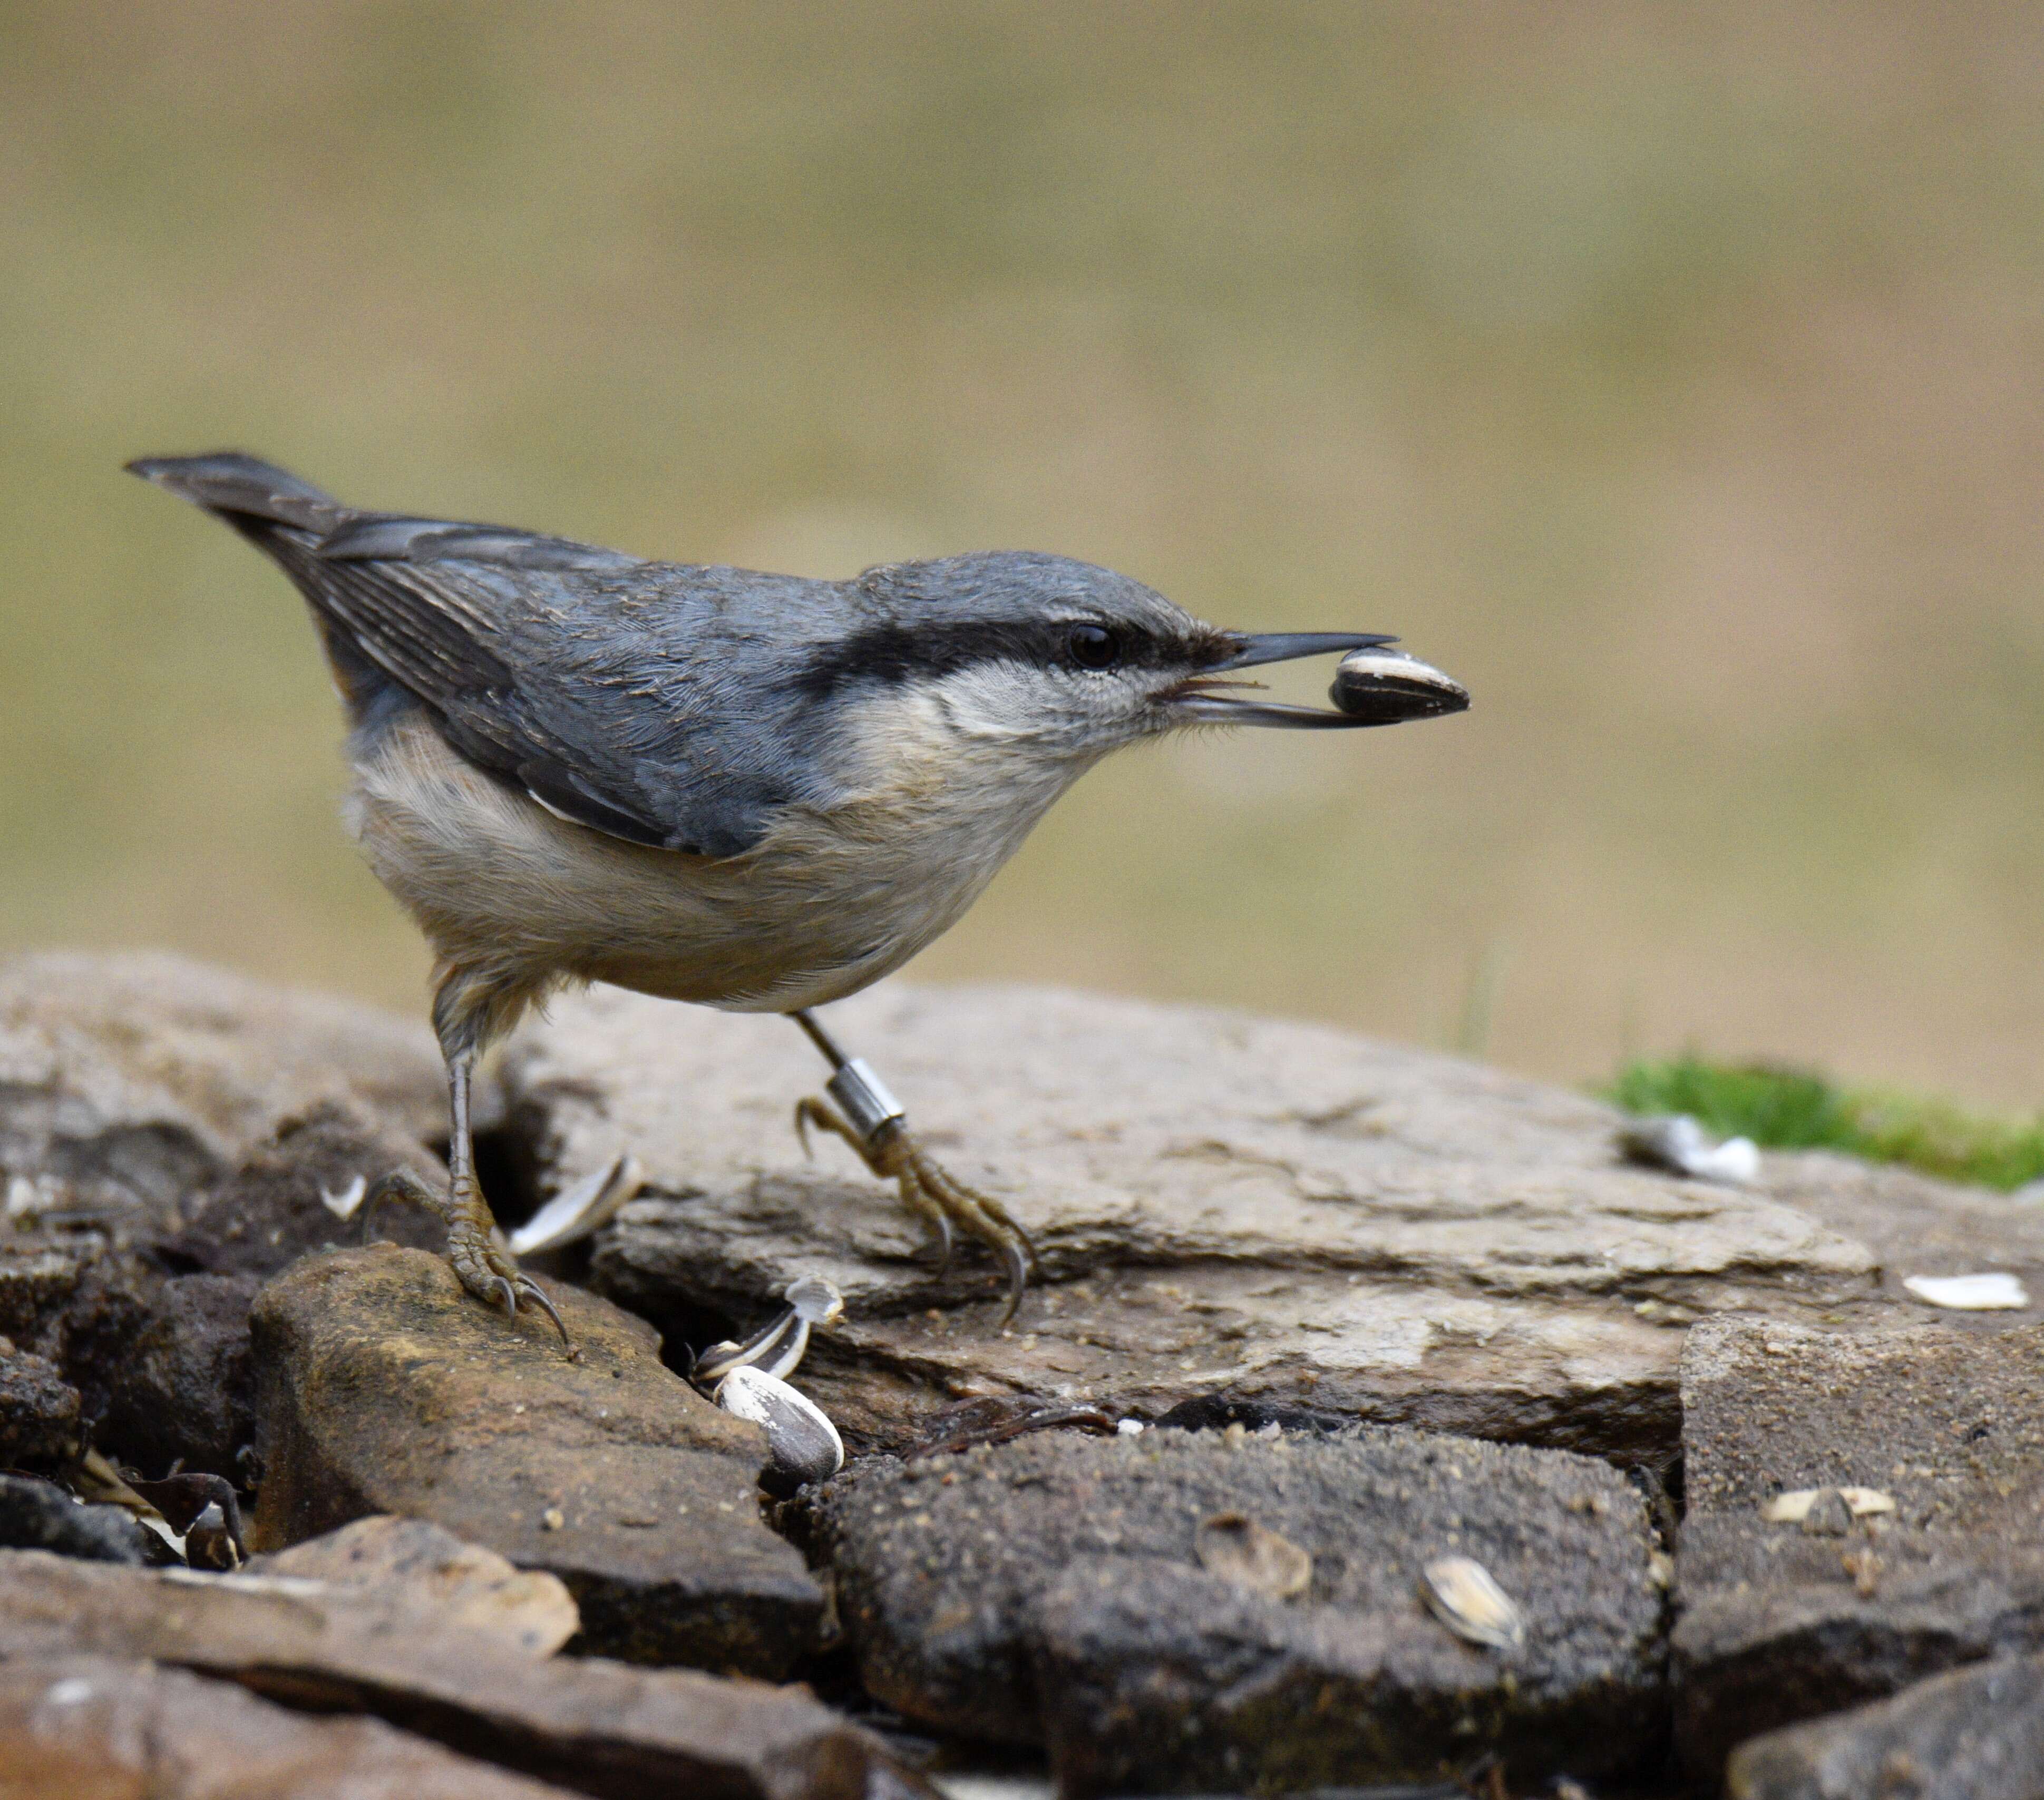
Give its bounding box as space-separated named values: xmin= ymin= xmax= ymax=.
xmin=789 ymin=617 xmax=1227 ymax=701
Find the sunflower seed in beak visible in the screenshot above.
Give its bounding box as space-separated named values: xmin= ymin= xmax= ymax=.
xmin=1330 ymin=648 xmax=1470 ymax=724
xmin=714 ymin=1365 xmax=845 ymax=1494
xmin=1419 ymin=1554 xmax=1525 ymax=1651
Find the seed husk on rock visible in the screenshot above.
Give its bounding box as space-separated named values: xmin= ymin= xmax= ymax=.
xmin=1757 ymin=1486 xmax=1895 ymax=1524
xmin=506 ymin=1156 xmax=643 ymax=1257
xmin=1418 ymin=1554 xmax=1526 ymax=1651
xmin=714 ymin=1366 xmax=844 ymax=1495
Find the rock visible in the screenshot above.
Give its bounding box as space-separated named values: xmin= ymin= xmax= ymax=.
xmin=0 ymin=1344 xmax=80 ymax=1469
xmin=1727 ymin=1652 xmax=2044 ymax=1800
xmin=250 ymin=1514 xmax=580 ymax=1657
xmin=508 ymin=983 xmax=2044 ymax=1463
xmin=1673 ymin=1313 xmax=2044 ymax=1785
xmin=0 ymin=952 xmax=447 ymax=1195
xmin=817 ymin=1425 xmax=1666 ymax=1787
xmin=155 ymin=1103 xmax=445 ymax=1279
xmin=0 ymin=1473 xmax=159 ymax=1564
xmin=55 ymin=1265 xmax=263 ymax=1478
xmin=250 ymin=1246 xmax=825 ymax=1676
xmin=0 ymin=954 xmax=456 ymax=1483
xmin=0 ymin=1655 xmax=579 ymax=1799
xmin=0 ymin=1549 xmax=933 ymax=1800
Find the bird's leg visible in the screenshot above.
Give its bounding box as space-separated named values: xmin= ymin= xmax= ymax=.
xmin=363 ymin=1050 xmax=576 ymax=1356
xmin=789 ymin=1010 xmax=1036 ymax=1324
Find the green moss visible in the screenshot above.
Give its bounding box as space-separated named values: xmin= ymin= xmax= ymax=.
xmin=1605 ymin=1056 xmax=2044 ymax=1193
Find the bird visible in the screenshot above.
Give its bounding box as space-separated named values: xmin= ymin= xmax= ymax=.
xmin=128 ymin=452 xmax=1467 ymax=1347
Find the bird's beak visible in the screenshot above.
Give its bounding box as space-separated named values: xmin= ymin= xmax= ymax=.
xmin=1171 ymin=633 xmax=1470 ymax=729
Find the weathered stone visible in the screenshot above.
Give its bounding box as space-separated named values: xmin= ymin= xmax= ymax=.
xmin=0 ymin=1655 xmax=578 ymax=1799
xmin=0 ymin=1549 xmax=933 ymax=1800
xmin=510 ymin=984 xmax=2044 ymax=1462
xmin=0 ymin=952 xmax=447 ymax=1196
xmin=251 ymin=1514 xmax=580 ymax=1657
xmin=819 ymin=1425 xmax=1666 ymax=1787
xmin=1727 ymin=1652 xmax=2044 ymax=1800
xmin=0 ymin=954 xmax=455 ymax=1484
xmin=251 ymin=1246 xmax=825 ymax=1676
xmin=56 ymin=1265 xmax=264 ymax=1479
xmin=0 ymin=1344 xmax=79 ymax=1469
xmin=159 ymin=1104 xmax=444 ymax=1279
xmin=0 ymin=1473 xmax=159 ymax=1564
xmin=1673 ymin=1313 xmax=2044 ymax=1785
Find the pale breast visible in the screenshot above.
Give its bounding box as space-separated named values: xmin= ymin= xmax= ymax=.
xmin=344 ymin=705 xmax=1078 ymax=1014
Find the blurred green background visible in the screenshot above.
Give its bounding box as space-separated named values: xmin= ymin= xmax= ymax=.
xmin=5 ymin=2 xmax=2043 ymax=1103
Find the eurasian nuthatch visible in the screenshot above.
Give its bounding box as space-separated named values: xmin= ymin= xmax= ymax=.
xmin=129 ymin=452 xmax=1468 ymax=1343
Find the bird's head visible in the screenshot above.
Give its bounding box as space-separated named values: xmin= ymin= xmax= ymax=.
xmin=813 ymin=551 xmax=1463 ymax=768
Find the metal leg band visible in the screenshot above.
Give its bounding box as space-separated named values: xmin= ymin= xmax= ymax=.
xmin=826 ymin=1058 xmax=907 ymax=1144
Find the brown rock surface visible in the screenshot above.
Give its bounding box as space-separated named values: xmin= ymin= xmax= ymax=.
xmin=0 ymin=1654 xmax=578 ymax=1799
xmin=251 ymin=1246 xmax=825 ymax=1675
xmin=0 ymin=1345 xmax=79 ymax=1469
xmin=508 ymin=983 xmax=2044 ymax=1460
xmin=0 ymin=1549 xmax=932 ymax=1800
xmin=819 ymin=1425 xmax=1666 ymax=1787
xmin=1673 ymin=1313 xmax=2044 ymax=1785
xmin=250 ymin=1515 xmax=581 ymax=1658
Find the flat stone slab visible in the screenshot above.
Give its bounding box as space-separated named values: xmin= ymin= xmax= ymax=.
xmin=251 ymin=1246 xmax=825 ymax=1677
xmin=0 ymin=1655 xmax=578 ymax=1799
xmin=507 ymin=983 xmax=2044 ymax=1461
xmin=1727 ymin=1652 xmax=2044 ymax=1800
xmin=817 ymin=1425 xmax=1666 ymax=1789
xmin=249 ymin=1514 xmax=581 ymax=1658
xmin=0 ymin=951 xmax=447 ymax=1200
xmin=0 ymin=1549 xmax=932 ymax=1800
xmin=1673 ymin=1313 xmax=2044 ymax=1784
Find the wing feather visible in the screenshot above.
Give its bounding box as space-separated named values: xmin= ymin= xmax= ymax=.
xmin=130 ymin=455 xmax=824 ymax=857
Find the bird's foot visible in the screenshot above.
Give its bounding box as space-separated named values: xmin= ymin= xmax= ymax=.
xmin=796 ymin=1095 xmax=1036 ymax=1325
xmin=363 ymin=1168 xmax=579 ymax=1358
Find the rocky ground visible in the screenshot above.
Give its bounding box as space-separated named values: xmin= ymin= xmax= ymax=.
xmin=3 ymin=951 xmax=2043 ymax=1797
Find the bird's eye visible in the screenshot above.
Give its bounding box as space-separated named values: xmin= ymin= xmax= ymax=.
xmin=1066 ymin=623 xmax=1120 ymax=672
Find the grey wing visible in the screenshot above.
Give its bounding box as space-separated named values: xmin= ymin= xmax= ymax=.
xmin=130 ymin=454 xmax=800 ymax=857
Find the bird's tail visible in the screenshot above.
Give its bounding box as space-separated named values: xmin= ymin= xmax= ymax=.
xmin=126 ymin=451 xmax=396 ymax=726
xmin=125 ymin=452 xmax=348 ymax=540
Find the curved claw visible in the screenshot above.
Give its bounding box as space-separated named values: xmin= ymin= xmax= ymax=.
xmin=515 ymin=1277 xmax=578 ymax=1356
xmin=995 ymin=1237 xmax=1030 ymax=1329
xmin=362 ymin=1166 xmax=578 ymax=1359
xmin=927 ymin=1208 xmax=955 ymax=1280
